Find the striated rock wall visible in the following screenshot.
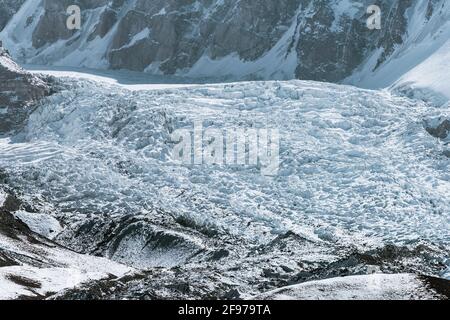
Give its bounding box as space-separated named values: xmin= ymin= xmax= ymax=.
xmin=0 ymin=0 xmax=26 ymax=31
xmin=0 ymin=0 xmax=448 ymax=82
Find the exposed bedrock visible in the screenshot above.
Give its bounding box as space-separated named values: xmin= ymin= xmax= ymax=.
xmin=0 ymin=47 xmax=50 ymax=133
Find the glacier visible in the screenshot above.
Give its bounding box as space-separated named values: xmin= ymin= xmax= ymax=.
xmin=1 ymin=0 xmax=448 ymax=85
xmin=0 ymin=67 xmax=449 ymax=298
xmin=0 ymin=0 xmax=449 ymax=300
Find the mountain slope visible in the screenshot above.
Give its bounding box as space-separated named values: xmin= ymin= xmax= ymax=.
xmin=0 ymin=47 xmax=50 ymax=133
xmin=0 ymin=190 xmax=132 ymax=299
xmin=393 ymin=39 xmax=450 ymax=106
xmin=345 ymin=0 xmax=450 ymax=104
xmin=254 ymin=274 xmax=450 ymax=300
xmin=1 ymin=0 xmax=447 ymax=85
xmin=0 ymin=0 xmax=449 ymax=300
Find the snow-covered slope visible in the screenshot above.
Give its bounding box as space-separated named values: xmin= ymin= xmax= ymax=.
xmin=0 ymin=47 xmax=50 ymax=133
xmin=346 ymin=0 xmax=450 ymax=104
xmin=0 ymin=0 xmax=25 ymax=31
xmin=0 ymin=195 xmax=132 ymax=299
xmin=393 ymin=40 xmax=450 ymax=106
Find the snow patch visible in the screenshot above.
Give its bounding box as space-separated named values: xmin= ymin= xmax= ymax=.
xmin=0 ymin=189 xmax=7 ymax=208
xmin=121 ymin=28 xmax=150 ymax=50
xmin=0 ymin=230 xmax=133 ymax=299
xmin=255 ymin=274 xmax=444 ymax=300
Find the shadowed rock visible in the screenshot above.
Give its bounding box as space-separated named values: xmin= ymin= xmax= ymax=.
xmin=254 ymin=274 xmax=450 ymax=300
xmin=0 ymin=46 xmax=50 ymax=132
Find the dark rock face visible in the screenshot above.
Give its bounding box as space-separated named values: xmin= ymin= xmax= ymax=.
xmin=0 ymin=0 xmax=26 ymax=31
xmin=426 ymin=119 xmax=450 ymax=139
xmin=0 ymin=47 xmax=50 ymax=132
xmin=2 ymin=0 xmax=445 ymax=81
xmin=55 ymin=212 xmax=209 ymax=269
xmin=49 ymin=237 xmax=450 ymax=300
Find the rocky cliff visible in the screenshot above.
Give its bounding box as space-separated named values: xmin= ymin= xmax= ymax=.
xmin=0 ymin=0 xmax=26 ymax=31
xmin=0 ymin=0 xmax=447 ymax=83
xmin=0 ymin=46 xmax=49 ymax=132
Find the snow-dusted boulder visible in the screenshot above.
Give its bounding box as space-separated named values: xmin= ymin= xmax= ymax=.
xmin=0 ymin=46 xmax=50 ymax=132
xmin=0 ymin=0 xmax=25 ymax=31
xmin=0 ymin=207 xmax=132 ymax=299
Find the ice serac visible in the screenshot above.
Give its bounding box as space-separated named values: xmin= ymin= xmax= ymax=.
xmin=0 ymin=46 xmax=50 ymax=132
xmin=1 ymin=0 xmax=447 ymax=83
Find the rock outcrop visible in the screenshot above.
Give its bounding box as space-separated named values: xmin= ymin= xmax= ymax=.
xmin=426 ymin=119 xmax=450 ymax=140
xmin=254 ymin=274 xmax=450 ymax=300
xmin=0 ymin=0 xmax=25 ymax=31
xmin=0 ymin=45 xmax=50 ymax=132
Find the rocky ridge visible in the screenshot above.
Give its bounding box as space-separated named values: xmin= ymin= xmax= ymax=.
xmin=0 ymin=45 xmax=50 ymax=133
xmin=1 ymin=0 xmax=448 ymax=83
